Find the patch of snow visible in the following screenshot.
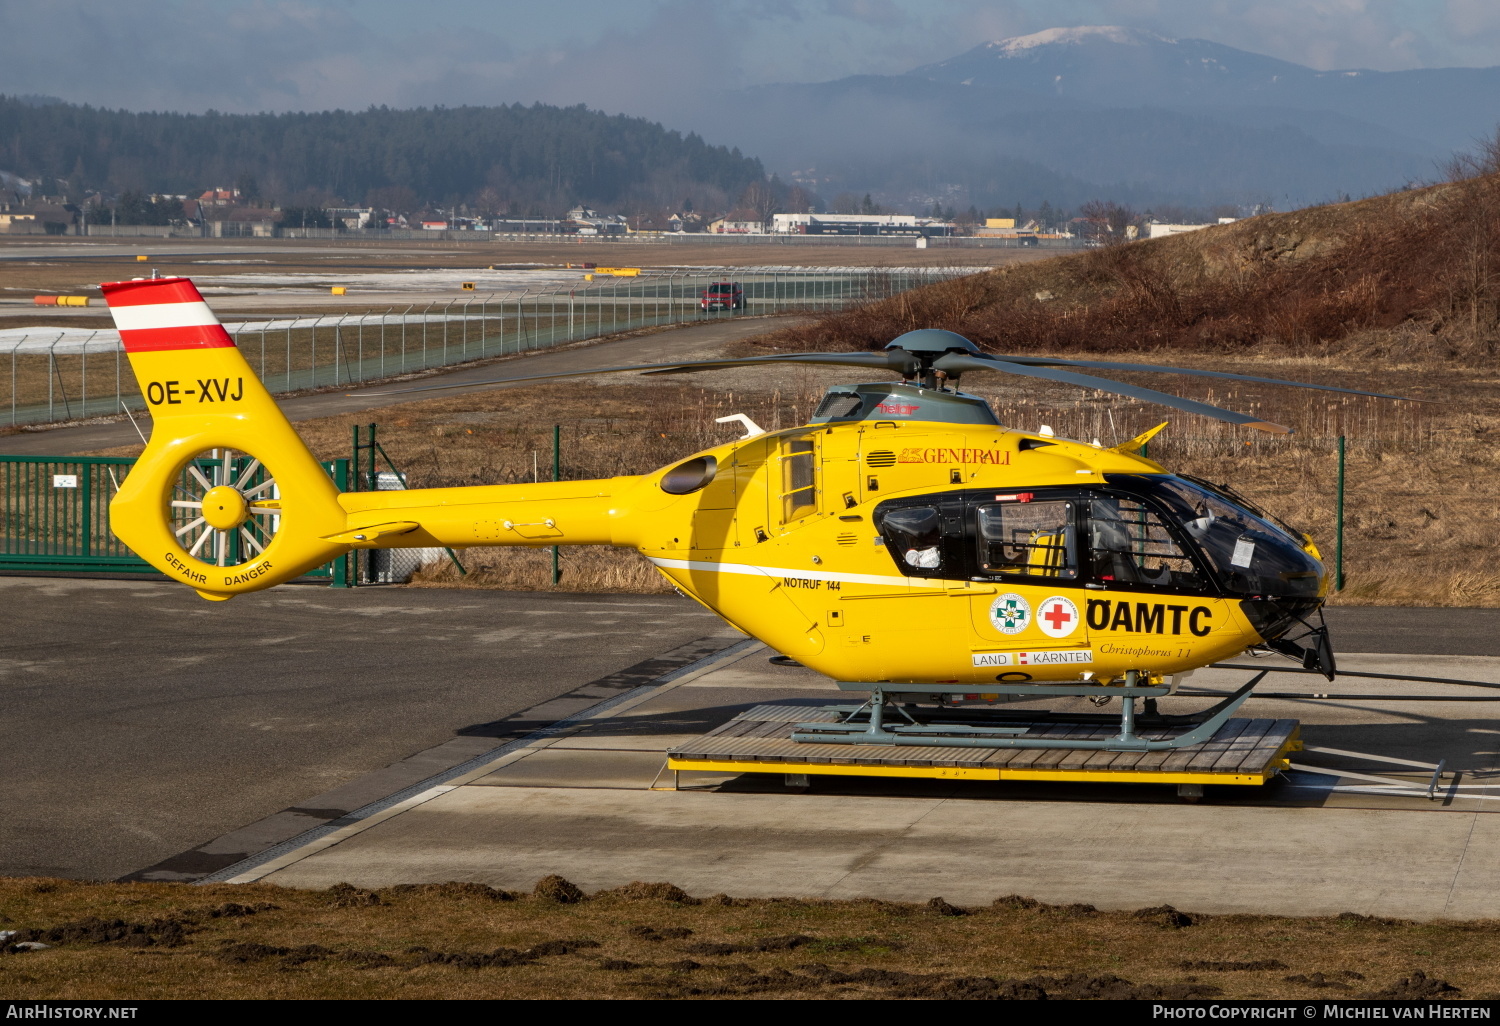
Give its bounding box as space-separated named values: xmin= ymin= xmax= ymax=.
xmin=984 ymin=26 xmax=1171 ymax=55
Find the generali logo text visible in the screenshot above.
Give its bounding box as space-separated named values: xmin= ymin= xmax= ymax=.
xmin=898 ymin=447 xmax=1012 ymax=465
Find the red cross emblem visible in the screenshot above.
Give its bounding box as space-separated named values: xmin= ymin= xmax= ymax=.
xmin=1044 ymin=603 xmax=1072 ymax=631
xmin=1037 ymin=596 xmax=1079 ymax=638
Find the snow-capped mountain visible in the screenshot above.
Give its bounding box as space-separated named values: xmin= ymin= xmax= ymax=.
xmin=909 ymin=27 xmax=1316 ymax=106
xmin=906 ymin=26 xmax=1499 ymax=150
xmin=671 ymin=26 xmax=1499 ymax=212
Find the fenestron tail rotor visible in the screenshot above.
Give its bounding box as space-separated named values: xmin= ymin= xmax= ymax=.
xmin=169 ymin=449 xmax=281 ymax=567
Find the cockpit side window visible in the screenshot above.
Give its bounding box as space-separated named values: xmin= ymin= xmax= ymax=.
xmin=1132 ymin=475 xmax=1323 ymax=598
xmin=975 ymin=500 xmax=1077 ymax=579
xmin=1088 ymin=497 xmax=1206 ymax=591
xmin=877 ymin=505 xmax=943 ymax=574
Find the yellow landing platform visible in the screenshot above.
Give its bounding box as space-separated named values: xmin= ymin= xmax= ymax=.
xmin=666 ymin=704 xmax=1301 ymax=787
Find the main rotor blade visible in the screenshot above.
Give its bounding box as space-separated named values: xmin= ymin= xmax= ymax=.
xmin=639 ymin=352 xmax=903 ymax=375
xmin=348 ymin=351 xmax=903 ymax=397
xmin=992 ymin=354 xmax=1423 ymax=403
xmin=933 ymin=353 xmax=1293 ymax=433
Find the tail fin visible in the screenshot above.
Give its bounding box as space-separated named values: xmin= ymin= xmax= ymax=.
xmin=103 ymin=277 xmax=347 ymax=600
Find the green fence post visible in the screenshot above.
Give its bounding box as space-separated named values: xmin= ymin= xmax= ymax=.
xmin=1335 ymin=435 xmax=1346 ymax=592
xmin=79 ymin=460 xmax=91 ymax=557
xmin=331 ymin=457 xmax=350 ymax=587
xmin=551 ymin=423 xmax=561 ymax=585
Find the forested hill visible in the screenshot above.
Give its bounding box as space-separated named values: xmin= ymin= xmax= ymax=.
xmin=0 ymin=98 xmax=765 ymax=212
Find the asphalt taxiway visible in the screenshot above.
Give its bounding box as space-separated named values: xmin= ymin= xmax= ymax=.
xmin=0 ymin=577 xmax=730 ymax=880
xmin=236 ymin=639 xmax=1500 ymax=920
xmin=7 ymin=576 xmax=1500 ymax=919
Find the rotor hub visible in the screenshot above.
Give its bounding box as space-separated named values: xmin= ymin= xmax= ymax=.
xmin=201 ymin=485 xmax=249 ymax=530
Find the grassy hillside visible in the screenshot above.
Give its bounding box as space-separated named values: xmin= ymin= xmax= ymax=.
xmin=728 ymin=174 xmax=1500 ymax=607
xmin=768 ymin=172 xmax=1500 ymax=360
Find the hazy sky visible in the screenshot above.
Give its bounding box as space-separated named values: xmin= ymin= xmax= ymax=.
xmin=4 ymin=0 xmax=1500 ymax=116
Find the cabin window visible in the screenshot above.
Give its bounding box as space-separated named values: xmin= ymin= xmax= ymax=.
xmin=975 ymin=500 xmax=1077 ymax=579
xmin=1088 ymin=497 xmax=1204 ymax=590
xmin=782 ymin=437 xmax=817 ymax=522
xmin=879 ymin=505 xmax=942 ymax=570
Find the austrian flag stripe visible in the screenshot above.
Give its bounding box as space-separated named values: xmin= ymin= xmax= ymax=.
xmin=100 ymin=277 xmax=236 ymax=353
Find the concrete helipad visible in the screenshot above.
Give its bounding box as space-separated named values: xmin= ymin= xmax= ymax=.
xmin=214 ymin=642 xmax=1500 ymax=920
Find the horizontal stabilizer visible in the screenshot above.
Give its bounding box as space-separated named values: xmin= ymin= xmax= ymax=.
xmin=321 ymin=521 xmax=422 ymax=545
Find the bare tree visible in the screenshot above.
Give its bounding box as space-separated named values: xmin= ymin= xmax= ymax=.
xmin=740 ymin=180 xmax=781 ymax=225
xmin=1078 ymin=200 xmax=1139 ymax=244
xmin=1439 ymin=125 xmax=1500 ymax=347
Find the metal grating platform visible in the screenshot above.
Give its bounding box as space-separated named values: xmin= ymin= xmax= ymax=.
xmin=667 ymin=704 xmax=1301 ymax=786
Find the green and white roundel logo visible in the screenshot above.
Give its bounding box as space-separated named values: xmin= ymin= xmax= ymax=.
xmin=989 ymin=593 xmax=1032 ymax=635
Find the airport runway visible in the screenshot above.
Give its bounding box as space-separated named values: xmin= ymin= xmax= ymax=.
xmin=0 ymin=315 xmax=791 ymax=456
xmin=0 ymin=243 xmax=424 ymax=262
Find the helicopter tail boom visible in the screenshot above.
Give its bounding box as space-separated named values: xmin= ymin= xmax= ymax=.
xmin=103 ymin=277 xmax=640 ymax=601
xmin=332 ymin=479 xmax=634 ymax=549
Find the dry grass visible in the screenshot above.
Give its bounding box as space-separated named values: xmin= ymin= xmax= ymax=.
xmin=756 ymin=173 xmax=1500 ymax=359
xmin=0 ymin=876 xmax=1492 ymax=1000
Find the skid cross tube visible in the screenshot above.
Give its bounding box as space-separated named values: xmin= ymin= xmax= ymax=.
xmin=1211 ymin=663 xmax=1500 ymax=690
xmin=791 ymin=672 xmax=1268 ymax=751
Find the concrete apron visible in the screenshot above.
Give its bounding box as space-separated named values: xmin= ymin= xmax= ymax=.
xmin=245 ymin=648 xmax=1500 ymax=920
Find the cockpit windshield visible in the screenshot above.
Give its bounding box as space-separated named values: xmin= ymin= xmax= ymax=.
xmin=1109 ymin=474 xmax=1324 ymax=599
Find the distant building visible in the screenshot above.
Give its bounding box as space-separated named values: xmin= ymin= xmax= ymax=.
xmin=709 ymin=217 xmax=763 ymax=234
xmin=771 ymin=213 xmax=951 ymax=236
xmin=327 ymin=206 xmax=373 ymax=230
xmin=487 ymin=218 xmax=566 ymax=233
xmin=0 ymin=212 xmax=37 ymax=233
xmin=206 ymin=207 xmax=277 ymax=237
xmin=566 ymin=208 xmax=629 ymax=235
xmin=974 ymin=217 xmax=1040 ymax=240
xmin=1147 ymin=218 xmax=1237 ymax=240
xmin=197 ymin=188 xmax=238 ymax=208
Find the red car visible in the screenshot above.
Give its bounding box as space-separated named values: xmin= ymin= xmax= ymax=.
xmin=700 ymin=281 xmax=745 ymax=311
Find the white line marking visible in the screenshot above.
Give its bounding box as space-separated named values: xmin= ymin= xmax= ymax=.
xmin=647 ymin=555 xmax=935 ymax=589
xmin=207 ymin=638 xmax=763 ymax=884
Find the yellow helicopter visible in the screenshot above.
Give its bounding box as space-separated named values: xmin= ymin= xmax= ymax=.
xmin=101 ymin=276 xmax=1409 ymax=752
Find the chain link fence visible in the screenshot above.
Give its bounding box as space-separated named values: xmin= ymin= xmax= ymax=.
xmin=1 ymin=266 xmax=972 ymax=427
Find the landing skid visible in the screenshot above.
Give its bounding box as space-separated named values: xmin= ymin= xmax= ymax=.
xmin=790 ymin=671 xmax=1269 ymax=751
